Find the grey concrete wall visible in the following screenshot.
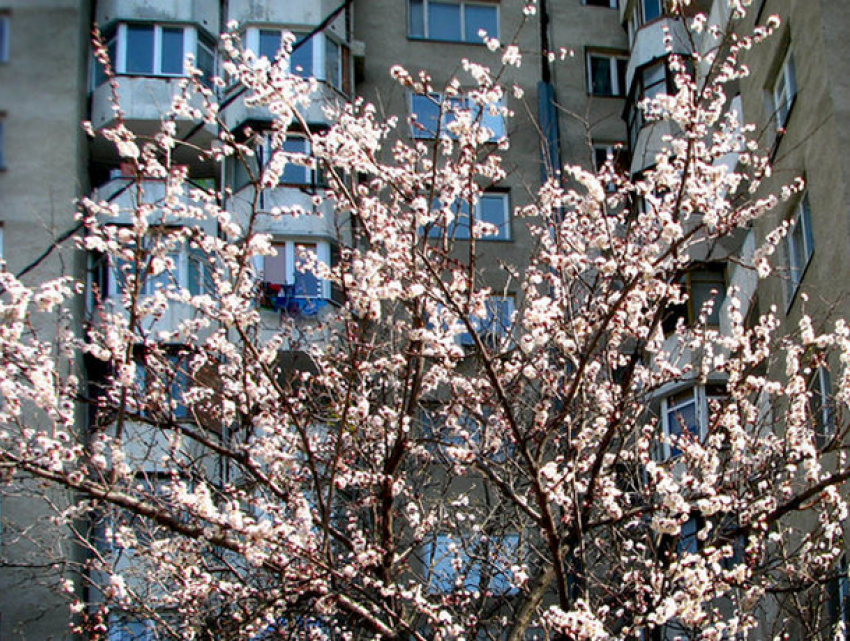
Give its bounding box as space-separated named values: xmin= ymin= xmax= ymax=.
xmin=0 ymin=1 xmax=90 ymax=639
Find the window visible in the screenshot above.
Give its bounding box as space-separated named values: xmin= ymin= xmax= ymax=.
xmin=109 ymin=617 xmax=156 ymax=641
xmin=94 ymin=24 xmax=215 ymax=84
xmin=459 ymin=296 xmax=515 ymax=346
xmin=639 ymin=0 xmax=664 ymax=24
xmin=785 ymin=194 xmax=814 ymax=304
xmin=0 ymin=117 xmax=5 ymax=169
xmin=0 ymin=14 xmax=9 ymax=62
xmin=772 ymin=49 xmax=797 ymax=130
xmin=661 ymin=386 xmax=725 ymax=459
xmin=409 ymin=0 xmax=498 ymax=43
xmin=626 ymin=60 xmax=669 ymax=149
xmin=422 ymin=533 xmax=519 ymax=594
xmin=91 ymin=242 xmax=213 ymax=304
xmin=249 ymin=29 xmax=350 ymax=93
xmin=662 ymin=264 xmax=727 ymax=333
xmin=260 ymin=241 xmax=332 ymax=313
xmin=584 ymin=0 xmax=618 ymax=7
xmin=136 ymin=351 xmax=193 ymax=420
xmin=827 ymin=557 xmax=850 ymax=637
xmin=427 ymin=192 xmax=510 ymax=240
xmin=587 ymin=52 xmax=628 ymax=97
xmin=593 ymin=143 xmax=629 ymax=191
xmin=264 ymin=134 xmax=321 ymax=187
xmin=809 ymin=365 xmax=835 ymax=447
xmin=410 ymin=92 xmax=506 ymax=141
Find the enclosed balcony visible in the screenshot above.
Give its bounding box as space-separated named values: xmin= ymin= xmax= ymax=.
xmin=220 ymin=27 xmax=354 ymax=130
xmin=91 ymin=175 xmax=219 ymax=235
xmin=89 ymin=22 xmax=218 ymax=151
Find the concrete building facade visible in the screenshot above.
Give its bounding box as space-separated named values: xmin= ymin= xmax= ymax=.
xmin=0 ymin=0 xmax=847 ymax=638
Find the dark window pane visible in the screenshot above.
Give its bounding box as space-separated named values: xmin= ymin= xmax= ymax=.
xmin=642 ymin=0 xmax=663 ymax=22
xmin=294 ymin=244 xmax=320 ymax=298
xmin=280 ymin=137 xmax=310 ymax=185
xmin=125 ymin=25 xmax=154 ymax=74
xmin=325 ymin=38 xmax=341 ymax=88
xmin=290 ymin=34 xmax=313 ymax=77
xmin=590 ymin=56 xmax=613 ymax=95
xmin=478 ymin=194 xmax=507 ymax=238
xmin=197 ymin=39 xmax=215 ymax=83
xmin=409 ymin=0 xmax=425 ymax=37
xmin=429 ymin=2 xmax=462 ymax=41
xmin=259 ymin=30 xmax=281 ymax=60
xmin=465 ymin=5 xmax=498 ymax=42
xmin=617 ymin=58 xmax=628 ymax=96
xmin=160 ymin=27 xmax=184 ymax=75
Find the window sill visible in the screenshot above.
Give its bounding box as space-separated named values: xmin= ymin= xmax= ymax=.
xmin=407 ymin=35 xmax=488 ymax=46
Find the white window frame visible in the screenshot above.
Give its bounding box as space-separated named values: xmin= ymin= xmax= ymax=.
xmin=0 ymin=14 xmax=9 ymax=63
xmin=427 ymin=192 xmax=511 ymax=241
xmin=459 ymin=295 xmax=515 ymax=347
xmin=261 ymin=133 xmax=320 ymax=188
xmin=97 ymin=243 xmax=211 ymax=301
xmin=586 ymin=51 xmax=628 ymax=97
xmin=246 ymin=28 xmax=347 ymax=91
xmin=410 ymin=92 xmax=506 ymax=141
xmin=772 ymin=49 xmax=797 ymax=130
xmin=98 ymin=24 xmax=214 ymax=84
xmin=408 ymin=0 xmax=500 ymax=43
xmin=660 ymin=386 xmax=724 ymax=459
xmin=640 ymin=0 xmax=664 ymax=25
xmin=810 ymin=365 xmax=835 ymax=445
xmin=261 ymin=240 xmax=331 ymax=301
xmin=785 ymin=194 xmax=814 ymax=305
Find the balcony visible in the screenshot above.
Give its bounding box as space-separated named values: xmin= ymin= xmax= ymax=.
xmin=91 ymin=177 xmax=219 ymax=235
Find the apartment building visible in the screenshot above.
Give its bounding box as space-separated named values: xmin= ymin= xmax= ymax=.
xmin=0 ymin=0 xmax=848 ymax=638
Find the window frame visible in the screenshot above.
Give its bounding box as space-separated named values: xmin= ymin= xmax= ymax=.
xmin=660 ymin=385 xmax=725 ymax=459
xmin=422 ymin=532 xmax=520 ymax=595
xmin=260 ymin=239 xmax=332 ymax=304
xmin=246 ymin=28 xmax=350 ymax=93
xmin=95 ymin=23 xmax=215 ymax=84
xmin=409 ymin=91 xmax=506 ymax=141
xmin=458 ymin=295 xmax=515 ymax=347
xmin=408 ymin=0 xmax=499 ymax=44
xmin=809 ymin=365 xmax=835 ymax=448
xmin=586 ymin=51 xmax=629 ymax=97
xmin=784 ymin=193 xmax=814 ymax=306
xmin=772 ymin=48 xmax=798 ymax=131
xmin=427 ymin=191 xmax=511 ymax=241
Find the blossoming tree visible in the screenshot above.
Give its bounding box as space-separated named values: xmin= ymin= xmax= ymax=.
xmin=1 ymin=1 xmax=848 ymax=639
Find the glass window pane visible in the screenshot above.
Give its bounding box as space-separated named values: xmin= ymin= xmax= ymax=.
xmin=325 ymin=38 xmax=341 ymax=88
xmin=290 ymin=34 xmax=313 ymax=77
xmin=160 ymin=27 xmax=184 ymax=75
xmin=428 ymin=2 xmax=462 ymax=41
xmin=691 ymin=280 xmax=724 ymax=325
xmin=590 ymin=56 xmax=613 ymax=95
xmin=642 ymin=0 xmax=662 ymax=22
xmin=263 ymin=244 xmax=287 ymax=286
xmin=125 ymin=25 xmax=154 ymax=74
xmin=478 ymin=194 xmax=507 ymax=238
xmin=294 ymin=244 xmax=320 ymax=298
xmin=281 ymin=137 xmax=310 ymax=185
xmin=465 ymin=5 xmax=498 ymax=42
xmin=617 ymin=59 xmax=628 ymax=96
xmin=411 ymin=94 xmax=441 ymax=138
xmin=258 ymin=29 xmax=281 ymax=60
xmin=409 ymin=0 xmax=425 ymax=37
xmin=197 ymin=39 xmax=215 ymax=83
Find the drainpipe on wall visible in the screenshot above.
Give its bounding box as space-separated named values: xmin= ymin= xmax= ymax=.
xmin=536 ymin=0 xmax=562 ymax=184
